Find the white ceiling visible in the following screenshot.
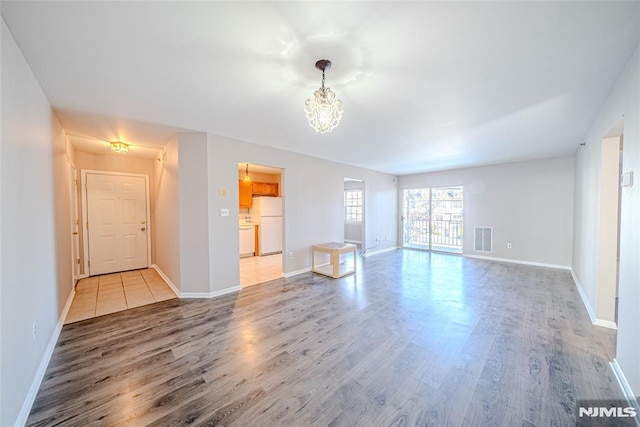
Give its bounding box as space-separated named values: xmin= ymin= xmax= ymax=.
xmin=2 ymin=2 xmax=639 ymax=175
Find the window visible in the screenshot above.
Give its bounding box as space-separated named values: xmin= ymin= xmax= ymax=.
xmin=345 ymin=189 xmax=363 ymax=222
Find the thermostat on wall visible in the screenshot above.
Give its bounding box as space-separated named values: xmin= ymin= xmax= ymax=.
xmin=620 ymin=171 xmax=634 ymax=188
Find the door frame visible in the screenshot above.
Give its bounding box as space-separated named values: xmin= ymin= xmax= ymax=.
xmin=68 ymin=161 xmax=80 ymax=283
xmin=401 ymin=185 xmax=464 ymax=253
xmin=80 ymin=170 xmax=151 ymax=276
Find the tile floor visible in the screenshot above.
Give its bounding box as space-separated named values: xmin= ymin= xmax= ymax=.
xmin=239 ymin=253 xmax=282 ymax=287
xmin=65 ymin=268 xmax=176 ymax=324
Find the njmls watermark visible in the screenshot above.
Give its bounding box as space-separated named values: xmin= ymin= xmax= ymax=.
xmin=576 ymin=400 xmax=639 ymax=427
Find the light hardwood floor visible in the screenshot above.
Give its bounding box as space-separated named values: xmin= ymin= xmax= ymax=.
xmin=28 ymin=250 xmax=621 ymax=426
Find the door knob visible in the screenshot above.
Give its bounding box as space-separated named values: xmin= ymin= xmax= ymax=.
xmin=141 ymin=227 xmax=146 ymax=231
xmin=72 ymin=232 xmax=78 ymax=235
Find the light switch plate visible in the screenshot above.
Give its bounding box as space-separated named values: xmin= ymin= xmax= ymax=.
xmin=621 ymin=171 xmax=634 ymax=188
xmin=219 ymin=188 xmax=228 ymax=197
xmin=220 ymin=208 xmax=230 ymax=217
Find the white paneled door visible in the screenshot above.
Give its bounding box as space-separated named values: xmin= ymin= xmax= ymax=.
xmin=86 ymin=173 xmax=148 ymax=276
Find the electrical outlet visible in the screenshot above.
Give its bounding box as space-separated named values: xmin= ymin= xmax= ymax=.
xmin=220 ymin=208 xmax=230 ymax=217
xmin=219 ymin=188 xmax=228 ymax=197
xmin=507 ymin=243 xmax=512 ymax=249
xmin=32 ymin=321 xmax=37 ymax=339
xmin=288 ymin=252 xmax=293 ymax=259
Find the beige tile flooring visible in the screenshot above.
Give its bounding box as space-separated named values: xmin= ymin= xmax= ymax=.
xmin=65 ymin=268 xmax=176 ymax=324
xmin=239 ymin=253 xmax=282 ymax=287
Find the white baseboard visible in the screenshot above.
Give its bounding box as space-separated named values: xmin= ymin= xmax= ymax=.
xmin=611 ymin=359 xmax=640 ymax=420
xmin=593 ymin=319 xmax=618 ymax=330
xmin=464 ymin=254 xmax=570 ymax=270
xmin=571 ymin=268 xmax=597 ymax=324
xmin=362 ymin=246 xmax=398 ymax=257
xmin=570 ymin=268 xmax=618 ymax=330
xmin=151 ymin=264 xmax=180 ymax=297
xmin=16 ymin=287 xmax=75 ymax=426
xmin=180 ymin=286 xmax=241 ymax=299
xmin=344 ymin=239 xmax=362 ymax=244
xmin=151 ymin=264 xmax=240 ymax=299
xmin=283 ymin=267 xmax=312 ymax=278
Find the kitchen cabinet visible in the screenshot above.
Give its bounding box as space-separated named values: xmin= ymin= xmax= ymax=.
xmin=239 ymin=180 xmax=252 ymax=208
xmin=239 ymin=226 xmax=255 ymax=257
xmin=252 ymin=181 xmax=278 ymax=197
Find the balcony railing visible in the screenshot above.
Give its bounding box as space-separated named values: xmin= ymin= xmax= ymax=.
xmin=404 ymin=219 xmax=463 ymax=248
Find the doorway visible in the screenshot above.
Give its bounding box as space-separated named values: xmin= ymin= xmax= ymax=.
xmin=596 ymin=133 xmax=623 ymax=328
xmin=238 ymin=163 xmax=284 ymax=287
xmin=68 ymin=161 xmax=80 ymax=282
xmin=402 ymin=186 xmax=463 ymax=253
xmin=81 ymin=171 xmax=151 ymax=276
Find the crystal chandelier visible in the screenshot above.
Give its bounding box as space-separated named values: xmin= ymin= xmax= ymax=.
xmin=304 ymin=59 xmax=343 ymax=134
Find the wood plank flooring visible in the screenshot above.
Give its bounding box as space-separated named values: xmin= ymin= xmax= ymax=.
xmin=27 ymin=250 xmax=621 ymax=426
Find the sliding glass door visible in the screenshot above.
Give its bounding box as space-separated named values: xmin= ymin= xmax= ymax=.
xmin=402 ymin=186 xmax=463 ymax=253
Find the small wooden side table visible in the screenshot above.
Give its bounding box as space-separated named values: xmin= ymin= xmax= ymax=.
xmin=312 ymin=242 xmax=357 ymax=278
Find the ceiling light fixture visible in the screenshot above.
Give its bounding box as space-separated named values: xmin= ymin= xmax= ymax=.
xmin=110 ymin=142 xmax=129 ymax=154
xmin=243 ymin=163 xmax=252 ymax=182
xmin=304 ymin=59 xmax=343 ymax=134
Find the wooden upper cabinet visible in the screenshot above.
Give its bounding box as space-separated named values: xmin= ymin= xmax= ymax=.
xmin=239 ymin=180 xmax=252 ymax=208
xmin=251 ymin=182 xmax=279 ymax=197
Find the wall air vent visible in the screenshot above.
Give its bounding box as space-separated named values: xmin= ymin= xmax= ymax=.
xmin=474 ymin=227 xmax=493 ymax=252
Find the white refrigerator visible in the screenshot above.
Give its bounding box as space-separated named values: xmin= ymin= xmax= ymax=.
xmin=252 ymin=197 xmax=282 ymax=255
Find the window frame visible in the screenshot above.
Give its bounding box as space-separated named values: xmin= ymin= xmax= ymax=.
xmin=344 ymin=189 xmax=363 ymax=223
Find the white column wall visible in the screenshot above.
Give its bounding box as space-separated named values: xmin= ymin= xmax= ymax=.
xmin=573 ymin=42 xmax=640 ymax=395
xmin=1 ymin=19 xmax=74 ymax=426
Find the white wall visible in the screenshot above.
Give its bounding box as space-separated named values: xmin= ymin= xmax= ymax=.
xmin=153 ymin=137 xmax=180 ymax=290
xmin=1 ymin=19 xmax=74 ymax=426
xmin=153 ymin=132 xmax=398 ymax=296
xmin=573 ymin=42 xmax=640 ymax=396
xmin=205 ymin=133 xmax=397 ymax=295
xmin=399 ymin=156 xmax=574 ymax=267
xmin=177 ymin=133 xmax=212 ymax=295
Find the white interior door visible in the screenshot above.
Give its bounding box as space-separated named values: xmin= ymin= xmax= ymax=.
xmin=86 ymin=173 xmax=148 ymax=275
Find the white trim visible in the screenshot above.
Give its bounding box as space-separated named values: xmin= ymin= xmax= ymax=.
xmin=151 ymin=265 xmax=241 ymax=299
xmin=283 ymin=267 xmax=312 ymax=278
xmin=16 ymin=288 xmax=75 ymax=426
xmin=464 ymin=254 xmax=570 ymax=270
xmin=180 ymin=286 xmax=241 ymax=299
xmin=81 ymin=170 xmax=151 ymax=276
xmin=611 ymin=359 xmax=640 ymax=424
xmin=77 ymin=274 xmax=88 ymax=280
xmin=571 ymin=268 xmax=596 ymax=324
xmin=151 ymin=264 xmax=180 ymax=297
xmin=593 ymin=319 xmax=618 ymax=330
xmin=362 ymin=246 xmax=398 ymax=257
xmin=344 ymin=239 xmax=362 ymax=244
xmin=570 ymin=268 xmax=618 ymax=330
